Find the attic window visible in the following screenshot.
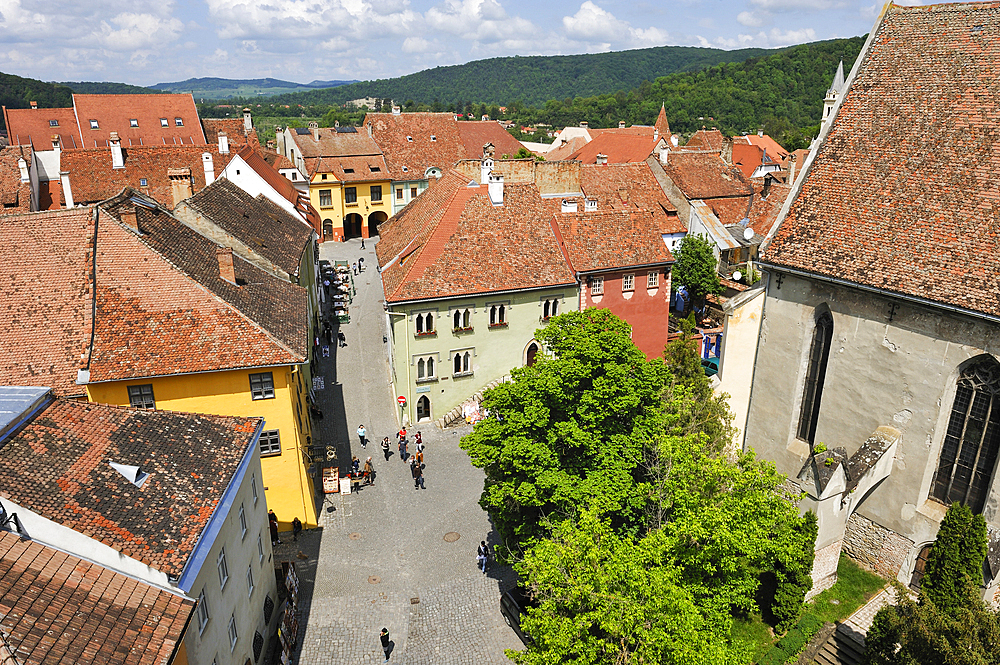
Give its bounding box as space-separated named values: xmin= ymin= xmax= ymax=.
xmin=89 ymin=119 xmax=99 ymax=129
xmin=130 ymin=119 xmax=139 ymax=127
xmin=406 ymin=136 xmax=413 ymax=142
xmin=175 ymin=117 xmax=184 ymax=127
xmin=140 ymin=178 xmax=148 ymax=187
xmin=321 ymin=174 xmax=328 ymax=180
xmin=344 ymin=168 xmax=355 ymax=173
xmin=370 ymin=166 xmax=380 ymax=172
xmin=585 ymin=199 xmax=597 ymax=211
xmin=49 ymin=119 xmax=58 ymax=127
xmin=402 ymin=166 xmax=408 ymax=172
xmin=430 ymin=135 xmax=436 ymax=141
xmin=160 ymin=118 xmax=168 ymax=127
xmin=109 ymin=461 xmax=150 ymax=488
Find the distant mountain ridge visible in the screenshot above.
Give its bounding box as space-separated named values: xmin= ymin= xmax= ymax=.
xmin=149 ymin=77 xmax=357 ymax=99
xmin=265 ymin=45 xmax=782 ymax=108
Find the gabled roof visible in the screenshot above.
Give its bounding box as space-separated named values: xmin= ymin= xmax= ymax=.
xmin=662 ymin=151 xmax=753 ymax=200
xmin=732 ymin=143 xmax=768 ymax=178
xmin=307 ymin=154 xmax=390 ymax=183
xmin=455 ymin=121 xmax=524 ymax=160
xmin=2 ymin=107 xmax=80 ymax=148
xmin=0 ymin=397 xmax=259 ymax=576
xmin=747 ymin=178 xmax=792 ymax=237
xmin=60 ymin=144 xmax=236 ymax=208
xmin=286 ymin=127 xmax=384 ymax=178
xmin=544 ymin=135 xmax=589 ymax=161
xmin=569 ymin=133 xmax=661 ymax=164
xmin=179 ymin=178 xmax=313 ymax=276
xmin=683 ymin=128 xmax=725 ymax=151
xmin=553 ymin=208 xmax=673 ymax=274
xmin=234 ymin=145 xmax=320 ymax=231
xmin=72 ymin=94 xmax=206 ymax=147
xmin=0 ymin=145 xmax=32 ymax=211
xmin=262 ymin=149 xmax=296 ymax=171
xmin=579 ymin=161 xmax=684 ymax=234
xmin=202 ymin=117 xmax=258 ymax=150
xmin=376 ymin=170 xmax=576 ymax=302
xmin=0 ymin=531 xmax=194 ymax=665
xmin=763 ymin=1 xmax=1000 ymax=319
xmin=363 ymin=112 xmax=466 ymax=181
xmin=735 ymin=133 xmax=789 ymax=164
xmin=0 ymin=208 xmax=94 ymax=396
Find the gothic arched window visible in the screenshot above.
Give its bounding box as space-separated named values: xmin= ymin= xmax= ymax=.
xmin=931 ymin=357 xmax=1000 ymax=513
xmin=797 ymin=310 xmax=833 ymax=444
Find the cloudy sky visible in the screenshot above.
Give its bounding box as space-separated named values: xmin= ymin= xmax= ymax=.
xmin=0 ymin=0 xmax=894 ymax=85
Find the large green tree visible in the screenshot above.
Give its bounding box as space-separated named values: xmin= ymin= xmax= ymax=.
xmin=922 ymin=502 xmax=988 ymax=614
xmin=672 ymin=235 xmax=723 ymax=309
xmin=461 ymin=309 xmax=671 ymax=555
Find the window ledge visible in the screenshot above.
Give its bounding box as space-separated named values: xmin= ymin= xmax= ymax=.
xmin=261 ymin=451 xmax=282 ymax=458
xmin=346 ymin=202 xmax=359 ymax=207
xmin=414 ymin=330 xmax=437 ymax=337
xmin=453 ymin=371 xmax=474 ymax=378
xmin=488 ymin=322 xmax=508 ymax=329
xmin=415 ymin=377 xmax=438 ymax=384
xmin=452 ymin=327 xmax=474 ymax=333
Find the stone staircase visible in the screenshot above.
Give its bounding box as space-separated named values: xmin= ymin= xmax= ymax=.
xmin=810 ymin=624 xmax=865 ymax=665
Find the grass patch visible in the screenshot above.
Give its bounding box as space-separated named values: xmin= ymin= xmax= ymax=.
xmin=731 ymin=614 xmax=775 ymax=663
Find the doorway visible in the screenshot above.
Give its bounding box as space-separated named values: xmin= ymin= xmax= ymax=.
xmin=525 ymin=342 xmax=539 ymax=366
xmin=416 ymin=395 xmax=431 ymax=422
xmin=344 ymin=213 xmax=363 ymax=239
xmin=322 ymin=219 xmax=333 ymax=239
xmin=368 ymin=211 xmax=387 ymax=238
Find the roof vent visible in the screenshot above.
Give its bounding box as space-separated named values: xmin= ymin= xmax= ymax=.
xmin=109 ymin=461 xmax=149 ymax=488
xmin=618 ymin=121 xmax=626 ymax=129
xmin=579 ymin=121 xmax=588 ymax=128
xmin=406 ymin=135 xmax=413 ymax=142
xmin=29 ymin=101 xmax=37 ymax=110
xmin=561 ymin=199 xmax=578 ymax=213
xmin=392 ymin=106 xmax=401 ymax=115
xmin=596 ymin=153 xmax=608 ymax=166
xmin=585 ymin=198 xmax=597 ymax=212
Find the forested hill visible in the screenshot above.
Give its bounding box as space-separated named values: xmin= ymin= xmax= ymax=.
xmin=266 ymin=45 xmax=777 ymax=107
xmin=0 ymin=73 xmax=73 ymax=130
xmin=61 ymin=81 xmax=158 ymax=94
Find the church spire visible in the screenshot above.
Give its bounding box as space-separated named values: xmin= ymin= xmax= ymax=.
xmin=828 ymin=59 xmax=845 ymax=95
xmin=654 ymin=103 xmax=670 ymax=139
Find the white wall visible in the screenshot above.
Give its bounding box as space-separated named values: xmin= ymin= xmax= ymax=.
xmin=218 ymin=157 xmax=306 ymax=224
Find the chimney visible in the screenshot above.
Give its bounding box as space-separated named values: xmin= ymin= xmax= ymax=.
xmin=109 ymin=132 xmax=124 ymax=169
xmin=217 ymin=247 xmax=237 ymax=284
xmin=243 ymin=108 xmax=252 ymax=135
xmin=218 ymin=132 xmax=229 ymax=155
xmin=579 ymin=121 xmax=588 ymax=128
xmin=788 ymin=153 xmax=797 ymax=185
xmin=721 ymin=137 xmax=733 ymax=164
xmin=29 ymin=101 xmax=37 ymax=110
xmin=309 ymin=121 xmax=319 ymax=141
xmin=51 ymin=135 xmax=61 ymax=153
xmin=168 ymin=167 xmax=193 ymax=207
xmin=653 ymin=128 xmax=659 ymax=141
xmin=17 ymin=158 xmax=29 ymax=183
xmin=758 ymin=128 xmax=764 ymax=137
xmin=60 ymin=171 xmax=74 ymax=208
xmin=391 ymin=105 xmax=401 ymax=115
xmin=618 ymin=120 xmax=625 ymax=129
xmin=119 ymin=203 xmax=138 ymax=232
xmin=763 ymin=174 xmax=772 ymax=199
xmin=488 ymin=172 xmax=504 ymax=206
xmin=560 ymin=199 xmax=578 ymax=213
xmin=202 ymin=152 xmax=215 ymax=185
xmin=481 ymin=143 xmax=495 ymax=184
xmin=596 ymin=153 xmax=608 ymax=166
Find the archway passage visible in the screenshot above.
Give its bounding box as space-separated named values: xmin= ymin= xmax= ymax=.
xmin=368 ymin=211 xmax=387 ymax=238
xmin=322 ymin=219 xmax=334 ymax=239
xmin=909 ymin=544 xmax=932 ymax=591
xmin=344 ymin=213 xmax=363 ymax=240
xmin=416 ymin=395 xmax=431 ymax=422
xmin=526 ymin=342 xmax=539 ymax=367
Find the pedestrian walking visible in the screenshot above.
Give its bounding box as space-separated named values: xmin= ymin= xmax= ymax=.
xmin=359 ymin=256 xmax=365 ymax=272
xmin=379 ymin=628 xmax=390 ymax=662
xmin=351 ymin=455 xmax=360 ymax=475
xmin=361 ymin=237 xmax=366 ymax=250
xmin=414 ymin=430 xmax=423 ymax=452
xmin=364 ymin=457 xmax=375 ymax=485
xmin=381 ymin=436 xmax=391 ymax=461
xmin=292 ymin=517 xmax=302 ymax=542
xmin=415 ymin=447 xmax=423 ymax=466
xmin=477 ymin=541 xmax=489 ymax=574
xmin=357 ymin=424 xmax=367 ymax=448
xmin=397 ymin=427 xmax=408 ymax=461
xmin=268 ymin=510 xmax=280 ymax=546
xmin=352 ymin=262 xmax=358 ymax=275
xmin=338 ymin=331 xmax=347 ymax=347
xmin=410 ymin=457 xmax=424 ymax=489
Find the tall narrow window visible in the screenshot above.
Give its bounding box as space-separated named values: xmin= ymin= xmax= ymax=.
xmin=454 ymin=310 xmax=462 ymax=330
xmin=931 ymin=357 xmax=1000 ymax=513
xmin=797 ymin=310 xmax=833 ymax=444
xmin=463 ymin=309 xmax=471 ymax=328
xmin=454 ymin=354 xmax=462 ymax=374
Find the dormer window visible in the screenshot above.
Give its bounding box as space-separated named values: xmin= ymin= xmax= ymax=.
xmin=371 ymin=166 xmax=380 ymax=172
xmin=49 ymin=119 xmax=59 ymax=127
xmin=160 ymin=118 xmax=168 ymax=127
xmin=585 ymin=199 xmax=597 ymax=211
xmin=406 ymin=136 xmax=413 ymax=142
xmin=402 ymin=166 xmax=409 ymax=172
xmin=175 ymin=117 xmax=184 ymax=127
xmin=343 ymin=168 xmax=355 ymax=173
xmin=130 ymin=119 xmax=138 ymax=127
xmin=89 ymin=119 xmax=99 ymax=129
xmin=430 ymin=135 xmax=436 ymax=141
xmin=140 ymin=178 xmax=148 ymax=187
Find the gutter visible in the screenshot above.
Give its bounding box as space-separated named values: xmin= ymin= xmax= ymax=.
xmin=82 ymin=360 xmax=307 ymax=386
xmin=386 ymin=281 xmax=579 ymax=307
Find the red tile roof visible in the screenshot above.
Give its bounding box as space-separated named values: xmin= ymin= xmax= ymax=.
xmin=60 ymin=145 xmax=236 ymax=208
xmin=376 ymin=170 xmax=576 ymax=302
xmin=683 ymin=128 xmax=725 ymax=151
xmin=0 ymin=208 xmax=93 ymax=396
xmin=662 ymin=151 xmax=753 ymax=200
xmin=261 ymin=149 xmax=296 ymax=171
xmin=364 ymin=112 xmax=465 ymax=181
xmin=588 ymin=126 xmax=657 ymax=138
xmin=553 ymin=209 xmax=673 ymax=273
xmin=202 ymin=117 xmax=258 ymax=150
xmin=737 ymin=133 xmax=789 ymax=164
xmin=579 ymin=161 xmax=683 ymax=233
xmin=544 ymin=135 xmax=588 ymax=161
xmin=236 ymin=145 xmax=321 ymax=234
xmin=287 ymin=127 xmax=384 ymax=176
xmin=0 ymin=531 xmax=194 ymax=665
xmin=569 ymin=133 xmax=661 ymax=164
xmin=0 ymin=397 xmax=259 ymax=576
xmin=747 ymin=179 xmax=792 ymax=237
xmin=456 ymin=121 xmax=524 ymax=160
xmin=763 ymin=1 xmax=1000 ymax=318
xmin=731 ymin=143 xmax=767 ymax=178
xmin=72 ymin=94 xmax=206 ymax=147
xmin=3 ymin=107 xmax=81 ymax=149
xmin=654 ymin=104 xmax=671 ymax=138
xmin=0 ymin=145 xmax=32 ymax=211
xmin=307 ymin=154 xmax=390 ymax=183
xmin=708 ymin=197 xmax=753 ymax=226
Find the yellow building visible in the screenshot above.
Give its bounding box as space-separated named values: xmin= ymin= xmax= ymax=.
xmin=278 ymin=123 xmax=392 ymax=241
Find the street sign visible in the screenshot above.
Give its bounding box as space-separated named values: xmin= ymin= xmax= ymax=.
xmin=397 ymin=395 xmax=407 ymax=406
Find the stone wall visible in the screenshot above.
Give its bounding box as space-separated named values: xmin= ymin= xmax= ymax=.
xmin=807 ymin=539 xmax=843 ymax=599
xmin=843 ymin=512 xmax=913 ymax=581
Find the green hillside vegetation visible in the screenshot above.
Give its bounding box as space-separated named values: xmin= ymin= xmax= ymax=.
xmin=154 ymin=77 xmax=355 ymax=100
xmin=62 ymin=81 xmax=158 ymax=94
xmin=0 ymin=72 xmax=73 ymax=130
xmin=265 ymin=45 xmax=778 ymax=108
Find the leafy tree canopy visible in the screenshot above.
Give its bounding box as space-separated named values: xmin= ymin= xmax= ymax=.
xmin=672 ymin=234 xmax=723 ymax=307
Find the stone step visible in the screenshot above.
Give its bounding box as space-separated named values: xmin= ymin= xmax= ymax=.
xmin=811 ymin=625 xmax=865 ymax=665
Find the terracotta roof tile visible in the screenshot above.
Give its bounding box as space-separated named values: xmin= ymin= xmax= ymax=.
xmin=0 ymin=207 xmax=93 ymax=396
xmin=286 ymin=127 xmax=384 ymax=178
xmin=764 ymin=1 xmax=1000 ymax=318
xmin=736 ymin=133 xmax=789 ymax=164
xmin=553 ymin=209 xmax=673 ymax=273
xmin=72 ymin=94 xmax=206 ymax=147
xmin=261 ymin=150 xmax=296 ymax=171
xmin=569 ymin=133 xmax=661 ymax=164
xmin=233 ymin=146 xmax=321 ymax=233
xmin=544 ymin=136 xmax=589 ymax=161
xmin=178 ymin=178 xmax=313 ymax=276
xmin=0 ymin=397 xmax=259 ymax=576
xmin=310 ymin=154 xmax=390 ymax=183
xmin=363 ymin=113 xmax=471 ymax=181
xmin=455 ymin=121 xmax=524 ymax=160
xmin=0 ymin=531 xmax=194 ymax=665
xmin=201 ymin=118 xmax=258 ymax=150
xmin=0 ymin=145 xmax=32 ymax=211
xmin=747 ymin=179 xmax=791 ymax=237
xmin=708 ymin=197 xmax=753 ymax=226
xmin=662 ymin=150 xmax=753 ymax=200
xmin=683 ymin=128 xmax=725 ymax=151
xmin=580 ymin=162 xmax=683 ymax=233
xmin=3 ymin=108 xmax=81 ymax=149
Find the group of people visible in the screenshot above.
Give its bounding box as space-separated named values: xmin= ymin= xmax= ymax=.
xmin=268 ymin=510 xmax=303 ymax=546
xmin=355 ymin=424 xmax=426 ymax=489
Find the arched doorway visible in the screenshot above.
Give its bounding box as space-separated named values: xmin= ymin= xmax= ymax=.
xmin=368 ymin=211 xmax=387 ymax=238
xmin=909 ymin=544 xmax=933 ymax=591
xmin=416 ymin=395 xmax=431 ymax=422
xmin=525 ymin=341 xmax=539 ymax=367
xmin=322 ymin=219 xmax=333 ymax=239
xmin=344 ymin=213 xmax=363 ymax=239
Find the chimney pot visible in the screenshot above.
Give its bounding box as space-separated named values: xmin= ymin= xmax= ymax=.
xmin=217 ymin=247 xmax=237 ymax=283
xmin=243 ymin=108 xmax=252 ymax=135
xmin=579 ymin=121 xmax=588 ymax=128
xmin=109 ymin=132 xmax=124 ymax=169
xmin=218 ymin=131 xmax=229 ymax=155
xmin=596 ymin=153 xmax=608 ymax=165
xmin=618 ymin=121 xmax=625 ymax=129
xmin=17 ymin=157 xmax=29 ymax=183
xmin=488 ymin=172 xmax=504 ymax=206
xmin=391 ymin=106 xmax=401 ymax=115
xmin=309 ymin=121 xmax=319 ymax=141
xmin=29 ymin=101 xmax=37 ymax=109
xmin=203 ymin=152 xmax=216 ymax=185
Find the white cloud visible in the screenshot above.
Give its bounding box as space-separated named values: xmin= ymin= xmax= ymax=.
xmin=562 ymin=1 xmax=669 ymax=48
xmin=737 ymin=11 xmax=765 ymax=27
xmin=402 ymin=36 xmax=435 ymax=53
xmin=96 ymin=13 xmax=183 ymax=51
xmin=205 ymin=0 xmax=420 ymax=42
xmin=425 ymin=0 xmax=540 ymax=44
xmin=716 ymin=26 xmax=818 ymax=48
xmin=751 ymin=0 xmax=842 ymax=11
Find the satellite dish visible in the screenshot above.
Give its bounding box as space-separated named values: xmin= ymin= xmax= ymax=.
xmin=743 ymin=227 xmax=754 ymax=241
xmin=732 ymin=271 xmax=743 ymax=282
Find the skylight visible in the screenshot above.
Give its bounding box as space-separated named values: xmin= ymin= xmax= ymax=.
xmin=49 ymin=120 xmax=59 ymax=127
xmin=160 ymin=118 xmax=168 ymax=127
xmin=89 ymin=119 xmax=99 ymax=129
xmin=130 ymin=119 xmax=139 ymax=127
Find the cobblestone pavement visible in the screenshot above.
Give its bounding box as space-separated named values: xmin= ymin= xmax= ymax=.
xmin=273 ymin=237 xmax=521 ymax=665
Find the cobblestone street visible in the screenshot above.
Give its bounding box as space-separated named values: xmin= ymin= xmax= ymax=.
xmin=273 ymin=237 xmax=521 ymax=664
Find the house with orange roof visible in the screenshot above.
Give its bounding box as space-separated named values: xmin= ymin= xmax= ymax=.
xmin=544 ymin=104 xmax=675 ymax=160
xmin=276 ymin=123 xmax=392 ymax=241
xmin=568 ymin=132 xmax=668 ymax=165
xmin=0 ymin=385 xmax=279 ymax=665
xmin=0 ymin=198 xmax=320 ymax=529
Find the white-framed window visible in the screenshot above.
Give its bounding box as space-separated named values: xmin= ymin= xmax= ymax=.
xmin=197 ymin=588 xmax=210 ymax=633
xmin=585 ymin=198 xmax=597 ymax=211
xmin=139 ymin=178 xmax=148 ymax=187
xmin=258 ymin=533 xmax=265 ymax=563
xmin=590 ymin=277 xmax=604 ymax=295
xmin=251 ymin=474 xmax=258 ymax=504
xmin=489 ymin=304 xmax=507 ymax=327
xmin=622 ymin=274 xmax=635 ymax=291
xmin=543 ymin=299 xmax=559 ymax=319
xmin=175 ymin=117 xmax=184 ymax=127
xmin=414 ymin=311 xmax=435 ymax=335
xmin=647 ymin=271 xmax=659 ymax=288
xmin=260 ymin=429 xmax=281 ymax=456
xmin=228 ymin=614 xmax=238 ymax=651
xmin=129 ymin=118 xmax=139 ymax=127
xmin=452 ymin=349 xmax=473 ymax=376
xmin=452 ymin=308 xmax=472 ymax=331
xmin=89 ymin=119 xmax=99 ymax=129
xmin=246 ymin=565 xmax=255 ymax=597
xmin=415 ymin=355 xmax=437 ymax=381
xmin=217 ymin=549 xmax=229 ymax=589
xmin=160 ymin=118 xmax=168 ymax=127
xmin=239 ymin=504 xmax=247 ymax=539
